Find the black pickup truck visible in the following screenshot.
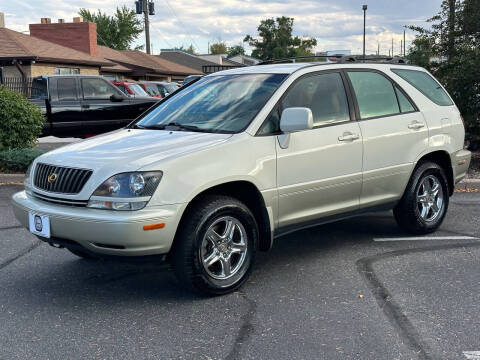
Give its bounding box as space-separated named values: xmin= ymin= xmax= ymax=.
xmin=30 ymin=75 xmax=159 ymax=138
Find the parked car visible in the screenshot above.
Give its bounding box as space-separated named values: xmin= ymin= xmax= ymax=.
xmin=29 ymin=75 xmax=159 ymax=138
xmin=150 ymin=81 xmax=181 ymax=98
xmin=14 ymin=61 xmax=471 ymax=295
xmin=138 ymin=82 xmax=163 ymax=98
xmin=111 ymin=80 xmax=151 ymax=98
xmin=181 ymin=75 xmax=203 ymax=86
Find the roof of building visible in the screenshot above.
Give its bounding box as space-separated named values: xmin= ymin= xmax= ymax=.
xmin=98 ymin=47 xmax=202 ymax=76
xmin=157 ymin=50 xmax=218 ymax=73
xmin=0 ymin=27 xmax=111 ymax=67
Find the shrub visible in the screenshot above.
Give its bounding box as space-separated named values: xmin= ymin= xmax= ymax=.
xmin=0 ymin=86 xmax=44 ymax=151
xmin=0 ymin=148 xmax=46 ymax=173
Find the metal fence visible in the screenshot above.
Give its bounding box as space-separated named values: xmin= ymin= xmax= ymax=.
xmin=0 ymin=77 xmax=34 ymax=97
xmin=202 ymin=65 xmax=244 ymax=75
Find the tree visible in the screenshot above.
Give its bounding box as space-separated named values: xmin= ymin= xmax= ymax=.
xmin=210 ymin=42 xmax=228 ymax=54
xmin=79 ymin=6 xmax=143 ymax=50
xmin=227 ymin=45 xmax=245 ymax=57
xmin=175 ymin=44 xmax=198 ymax=55
xmin=244 ymin=17 xmax=317 ymax=60
xmin=408 ymin=0 xmax=480 ymax=143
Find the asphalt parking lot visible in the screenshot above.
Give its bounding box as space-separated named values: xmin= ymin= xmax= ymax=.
xmin=0 ymin=184 xmax=479 ymax=360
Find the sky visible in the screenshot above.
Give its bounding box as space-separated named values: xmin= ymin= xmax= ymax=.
xmin=1 ymin=0 xmax=443 ymax=56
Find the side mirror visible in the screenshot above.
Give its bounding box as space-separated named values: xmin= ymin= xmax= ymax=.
xmin=278 ymin=107 xmax=313 ymax=149
xmin=280 ymin=107 xmax=313 ymax=132
xmin=110 ymin=93 xmax=124 ymax=102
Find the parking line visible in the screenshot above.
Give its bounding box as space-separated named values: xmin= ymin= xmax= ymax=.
xmin=463 ymin=351 xmax=480 ymax=360
xmin=374 ymin=236 xmax=479 ymax=242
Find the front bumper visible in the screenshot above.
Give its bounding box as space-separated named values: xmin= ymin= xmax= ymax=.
xmin=11 ymin=191 xmax=184 ymax=256
xmin=452 ymin=149 xmax=472 ymax=184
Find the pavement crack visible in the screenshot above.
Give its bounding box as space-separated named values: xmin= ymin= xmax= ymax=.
xmin=0 ymin=240 xmax=41 ymax=271
xmin=0 ymin=225 xmax=23 ymax=231
xmin=357 ymin=242 xmax=480 ymax=360
xmin=225 ymin=291 xmax=257 ymax=360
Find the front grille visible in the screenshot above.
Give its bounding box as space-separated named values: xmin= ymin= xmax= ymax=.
xmin=34 ymin=163 xmax=92 ymax=194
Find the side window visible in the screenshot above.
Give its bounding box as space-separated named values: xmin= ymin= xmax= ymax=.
xmin=391 ymin=69 xmax=453 ymax=106
xmin=395 ymin=86 xmax=415 ymax=113
xmin=81 ymin=78 xmax=116 ymax=100
xmin=56 ymin=78 xmax=77 ymax=101
xmin=347 ymin=71 xmax=400 ymax=119
xmin=282 ymin=72 xmax=350 ymax=126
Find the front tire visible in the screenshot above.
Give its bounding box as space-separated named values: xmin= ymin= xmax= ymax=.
xmin=171 ymin=195 xmax=258 ymax=296
xmin=394 ymin=161 xmax=449 ymax=234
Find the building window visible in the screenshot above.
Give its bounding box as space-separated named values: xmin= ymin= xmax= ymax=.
xmin=55 ymin=67 xmax=80 ymax=75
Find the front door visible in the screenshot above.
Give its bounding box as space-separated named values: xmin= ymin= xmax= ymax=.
xmin=274 ymin=71 xmax=363 ymax=229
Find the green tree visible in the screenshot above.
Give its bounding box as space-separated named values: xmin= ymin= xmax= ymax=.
xmin=244 ymin=17 xmax=317 ymax=60
xmin=79 ymin=6 xmax=143 ymax=50
xmin=175 ymin=44 xmax=197 ymax=55
xmin=210 ymin=42 xmax=228 ymax=54
xmin=227 ymin=45 xmax=245 ymax=57
xmin=408 ymin=0 xmax=480 ymax=142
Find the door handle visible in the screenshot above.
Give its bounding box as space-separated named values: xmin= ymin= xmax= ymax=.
xmin=408 ymin=121 xmax=425 ymax=130
xmin=338 ymin=132 xmax=360 ymax=142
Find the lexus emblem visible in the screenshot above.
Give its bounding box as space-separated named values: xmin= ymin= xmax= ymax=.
xmin=34 ymin=215 xmax=43 ymax=232
xmin=47 ymin=173 xmax=57 ymax=183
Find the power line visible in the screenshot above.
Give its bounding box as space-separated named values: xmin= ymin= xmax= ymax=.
xmin=163 ymin=0 xmax=201 ymax=51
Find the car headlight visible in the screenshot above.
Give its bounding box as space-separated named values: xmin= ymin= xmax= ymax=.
xmin=87 ymin=171 xmax=162 ymax=211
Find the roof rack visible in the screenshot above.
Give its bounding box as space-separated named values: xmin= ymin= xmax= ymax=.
xmin=257 ymin=55 xmax=408 ymax=66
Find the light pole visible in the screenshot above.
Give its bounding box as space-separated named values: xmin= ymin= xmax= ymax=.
xmin=362 ymin=5 xmax=368 ymax=60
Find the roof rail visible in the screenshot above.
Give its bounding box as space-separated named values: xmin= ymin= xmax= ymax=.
xmin=257 ymin=55 xmax=408 ymax=66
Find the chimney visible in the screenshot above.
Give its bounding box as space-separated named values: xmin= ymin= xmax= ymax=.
xmin=29 ymin=19 xmax=98 ymax=57
xmin=58 ymin=19 xmax=65 ymax=24
xmin=73 ymin=17 xmax=83 ymax=23
xmin=0 ymin=12 xmax=4 ymax=28
xmin=40 ymin=18 xmax=51 ymax=24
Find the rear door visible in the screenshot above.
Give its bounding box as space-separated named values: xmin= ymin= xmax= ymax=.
xmin=80 ymin=78 xmax=147 ymax=135
xmin=48 ymin=77 xmax=83 ymax=137
xmin=345 ymin=69 xmax=428 ymax=208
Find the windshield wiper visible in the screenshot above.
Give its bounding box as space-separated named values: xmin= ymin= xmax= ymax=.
xmin=136 ymin=122 xmax=210 ymax=132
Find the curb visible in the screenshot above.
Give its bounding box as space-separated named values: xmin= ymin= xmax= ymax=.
xmin=0 ymin=173 xmax=24 ymax=184
xmin=455 ymin=178 xmax=480 ymax=191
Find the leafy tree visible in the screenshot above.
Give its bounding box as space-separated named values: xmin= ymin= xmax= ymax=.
xmin=227 ymin=45 xmax=245 ymax=57
xmin=210 ymin=42 xmax=228 ymax=54
xmin=244 ymin=17 xmax=317 ymax=60
xmin=408 ymin=0 xmax=480 ymax=142
xmin=79 ymin=6 xmax=143 ymax=50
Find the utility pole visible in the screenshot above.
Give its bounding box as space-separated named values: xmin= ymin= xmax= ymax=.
xmin=377 ymin=42 xmax=380 ymax=56
xmin=391 ymin=38 xmax=394 ymax=57
xmin=403 ymin=28 xmax=406 ymax=56
xmin=400 ymin=40 xmax=402 ymax=56
xmin=135 ymin=0 xmax=155 ymax=54
xmin=362 ymin=5 xmax=368 ymax=60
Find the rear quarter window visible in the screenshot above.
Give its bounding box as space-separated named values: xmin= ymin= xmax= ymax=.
xmin=391 ymin=69 xmax=453 ymax=106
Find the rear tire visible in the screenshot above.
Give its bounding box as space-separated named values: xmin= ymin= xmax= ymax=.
xmin=394 ymin=161 xmax=449 ymax=234
xmin=171 ymin=195 xmax=258 ymax=296
xmin=67 ymin=248 xmax=98 ymax=260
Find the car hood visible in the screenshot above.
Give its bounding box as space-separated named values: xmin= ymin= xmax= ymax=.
xmin=37 ymin=129 xmax=232 ymax=173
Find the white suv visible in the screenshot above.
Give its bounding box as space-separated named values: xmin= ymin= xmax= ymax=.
xmin=12 ymin=61 xmax=471 ymax=295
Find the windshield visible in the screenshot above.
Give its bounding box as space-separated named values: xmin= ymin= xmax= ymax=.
xmin=145 ymin=84 xmax=161 ymax=96
xmin=165 ymin=83 xmax=178 ymax=93
xmin=136 ymin=74 xmax=287 ymax=133
xmin=129 ymin=84 xmax=149 ymax=97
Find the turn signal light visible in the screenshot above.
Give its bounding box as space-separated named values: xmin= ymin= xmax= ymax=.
xmin=143 ymin=223 xmax=165 ymax=231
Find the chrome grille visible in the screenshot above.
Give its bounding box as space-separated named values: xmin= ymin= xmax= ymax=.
xmin=34 ymin=163 xmax=92 ymax=194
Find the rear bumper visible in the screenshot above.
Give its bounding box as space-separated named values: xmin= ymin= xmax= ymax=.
xmin=11 ymin=191 xmax=184 ymax=256
xmin=452 ymin=149 xmax=472 ymax=184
